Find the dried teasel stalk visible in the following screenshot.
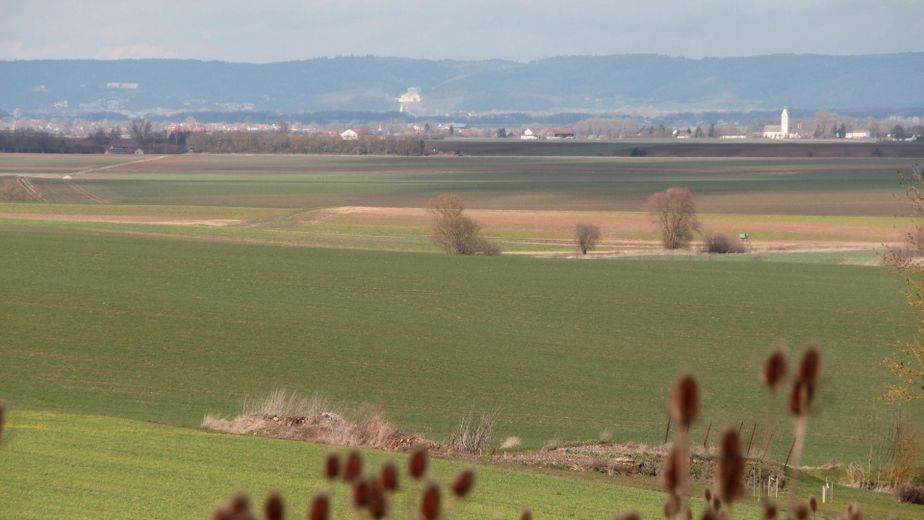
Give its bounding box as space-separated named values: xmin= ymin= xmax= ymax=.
xmin=661 ymin=444 xmax=683 ymax=496
xmin=352 ymin=479 xmax=370 ymax=508
xmin=452 ymin=470 xmax=475 ymax=498
xmin=670 ymin=373 xmax=700 ymax=429
xmin=344 ymin=450 xmax=363 ymax=483
xmin=308 ymin=494 xmax=330 ymax=520
xmin=367 ymin=478 xmax=387 ymax=519
xmin=409 ymin=446 xmax=428 ymax=480
xmin=762 ymin=349 xmax=788 ymax=392
xmin=714 ymin=428 xmax=744 ymax=505
xmin=381 ymin=461 xmax=399 ymax=491
xmin=263 ymin=492 xmax=283 ymax=520
xmin=787 ymin=347 xmax=821 ymax=510
xmin=420 ymin=483 xmax=441 ymax=520
xmin=324 ymin=452 xmax=340 ymax=480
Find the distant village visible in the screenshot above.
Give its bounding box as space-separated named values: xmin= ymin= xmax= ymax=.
xmin=1 ymin=86 xmax=922 ymax=154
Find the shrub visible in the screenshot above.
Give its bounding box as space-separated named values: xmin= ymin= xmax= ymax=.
xmin=896 ymin=484 xmax=924 ymax=505
xmin=702 ymin=233 xmax=746 ymax=254
xmin=447 ymin=412 xmax=495 ymax=455
xmin=427 ymin=193 xmax=500 ymax=256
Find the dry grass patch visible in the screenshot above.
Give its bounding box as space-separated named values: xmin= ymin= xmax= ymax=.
xmin=202 ymin=389 xmax=434 ymax=451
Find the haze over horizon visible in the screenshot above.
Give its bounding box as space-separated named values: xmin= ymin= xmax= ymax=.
xmin=2 ymin=0 xmax=923 ymax=63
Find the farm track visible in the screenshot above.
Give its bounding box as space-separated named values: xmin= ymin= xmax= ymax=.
xmin=72 ymin=154 xmax=169 ymax=176
xmin=66 ymin=181 xmax=108 ymax=203
xmin=16 ymin=176 xmax=45 ymax=201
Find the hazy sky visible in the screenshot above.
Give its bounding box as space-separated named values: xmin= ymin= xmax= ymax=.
xmin=2 ymin=0 xmax=923 ymax=62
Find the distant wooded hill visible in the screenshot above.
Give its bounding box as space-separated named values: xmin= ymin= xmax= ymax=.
xmin=1 ymin=54 xmax=922 ymax=115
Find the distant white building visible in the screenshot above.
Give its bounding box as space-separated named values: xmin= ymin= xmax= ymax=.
xmin=845 ymin=130 xmax=870 ymax=139
xmin=397 ymin=88 xmax=422 ymax=112
xmin=340 ymin=129 xmax=359 ymax=140
xmin=520 ymin=128 xmax=538 ymax=140
xmin=762 ymin=107 xmax=790 ymax=139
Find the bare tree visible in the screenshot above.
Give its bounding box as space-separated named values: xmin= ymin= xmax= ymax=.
xmin=427 ymin=193 xmax=499 ymax=255
xmin=574 ymin=223 xmax=601 ymax=255
xmin=129 ymin=119 xmax=153 ymax=148
xmin=646 ymin=188 xmax=700 ymax=249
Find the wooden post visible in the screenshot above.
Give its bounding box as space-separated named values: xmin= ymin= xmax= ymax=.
xmin=784 ymin=437 xmax=796 ymax=467
xmin=664 ymin=414 xmax=672 ymax=444
xmin=746 ymin=423 xmax=757 ymax=457
xmin=702 ymin=419 xmax=712 ymax=450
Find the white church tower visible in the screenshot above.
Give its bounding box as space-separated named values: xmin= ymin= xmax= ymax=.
xmin=780 ymin=107 xmax=790 ymax=139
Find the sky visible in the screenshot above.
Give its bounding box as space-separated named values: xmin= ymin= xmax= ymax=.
xmin=2 ymin=0 xmax=923 ymax=62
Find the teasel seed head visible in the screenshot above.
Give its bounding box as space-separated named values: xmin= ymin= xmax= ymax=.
xmin=344 ymin=450 xmax=363 ymax=482
xmin=420 ymin=483 xmax=441 ymax=520
xmin=762 ymin=349 xmax=787 ymax=391
xmin=714 ymin=428 xmax=744 ymax=504
xmin=700 ymin=509 xmax=718 ymax=520
xmin=789 ymin=379 xmax=812 ymax=416
xmin=230 ymin=494 xmax=251 ymax=516
xmin=703 ymin=488 xmax=711 ymax=503
xmin=211 ymin=508 xmax=232 ymax=520
xmin=762 ymin=501 xmax=777 ymax=519
xmin=308 ymin=494 xmax=330 ymax=520
xmin=798 ymin=346 xmax=820 ymax=386
xmin=352 ymin=479 xmax=369 ymax=508
xmin=789 ymin=347 xmax=821 ymax=416
xmin=452 ymin=469 xmax=475 ymax=498
xmin=661 ymin=443 xmax=683 ymax=495
xmin=520 ymin=510 xmax=533 ymax=520
xmin=616 ymin=512 xmax=640 ymax=520
xmin=367 ymin=478 xmax=387 ymax=519
xmin=809 ymin=496 xmax=817 ymax=513
xmin=381 ymin=461 xmax=399 ymax=491
xmin=324 ymin=452 xmax=340 ymax=480
xmin=263 ymin=493 xmax=283 ymax=520
xmin=795 ymin=503 xmax=810 ymax=520
xmin=670 ymin=373 xmax=699 ymax=429
xmin=409 ymin=446 xmax=428 ymax=480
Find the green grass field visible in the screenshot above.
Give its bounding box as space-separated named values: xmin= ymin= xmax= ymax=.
xmin=0 ymin=228 xmax=915 ymax=464
xmin=1 ymin=153 xmax=921 ymax=518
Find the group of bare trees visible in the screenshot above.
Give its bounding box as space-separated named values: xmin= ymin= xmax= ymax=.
xmin=428 ymin=188 xmax=716 ymax=257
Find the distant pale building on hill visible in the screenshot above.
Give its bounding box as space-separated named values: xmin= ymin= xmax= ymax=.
xmin=397 ymin=88 xmax=422 ymax=113
xmin=520 ymin=128 xmax=538 ymax=140
xmin=762 ymin=107 xmax=790 ymax=139
xmin=846 ymin=130 xmax=870 ymax=139
xmin=340 ymin=129 xmax=359 ymax=140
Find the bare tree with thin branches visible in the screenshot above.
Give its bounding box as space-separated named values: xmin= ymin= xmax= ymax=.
xmin=646 ymin=188 xmax=700 ymax=249
xmin=427 ymin=193 xmax=499 ymax=255
xmin=574 ymin=223 xmax=601 ymax=255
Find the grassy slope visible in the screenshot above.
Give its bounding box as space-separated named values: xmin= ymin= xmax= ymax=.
xmin=4 ymin=411 xmax=918 ymax=520
xmin=0 ymin=229 xmax=916 ymax=466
